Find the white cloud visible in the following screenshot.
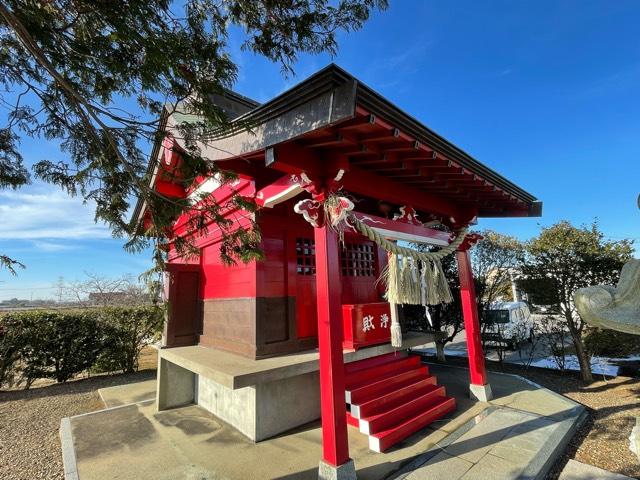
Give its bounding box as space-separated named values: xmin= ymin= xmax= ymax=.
xmin=30 ymin=240 xmax=79 ymax=252
xmin=0 ymin=183 xmax=112 ymax=240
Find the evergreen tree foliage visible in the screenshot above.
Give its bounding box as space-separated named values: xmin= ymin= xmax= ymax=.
xmin=0 ymin=0 xmax=387 ymax=277
xmin=519 ymin=220 xmax=634 ymax=382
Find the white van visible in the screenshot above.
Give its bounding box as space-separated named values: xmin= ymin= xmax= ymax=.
xmin=482 ymin=301 xmax=534 ymax=349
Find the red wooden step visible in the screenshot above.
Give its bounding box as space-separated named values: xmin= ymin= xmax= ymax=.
xmin=346 ymin=366 xmax=430 ymax=404
xmin=345 ymin=355 xmax=423 ymax=390
xmin=346 ymin=411 xmax=360 ymax=428
xmin=368 ymin=397 xmax=457 ymax=453
xmin=359 ymin=386 xmax=448 ymax=434
xmin=351 ymin=378 xmax=440 ymax=419
xmin=345 ymin=351 xmax=408 ymax=374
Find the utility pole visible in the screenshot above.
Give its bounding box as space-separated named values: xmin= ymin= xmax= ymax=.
xmin=55 ymin=276 xmax=65 ymax=304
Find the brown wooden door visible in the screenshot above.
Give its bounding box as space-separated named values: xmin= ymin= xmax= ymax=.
xmin=165 ymin=264 xmax=201 ymax=347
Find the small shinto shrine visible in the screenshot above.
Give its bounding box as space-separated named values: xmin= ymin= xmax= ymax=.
xmin=133 ymin=65 xmax=542 ymax=479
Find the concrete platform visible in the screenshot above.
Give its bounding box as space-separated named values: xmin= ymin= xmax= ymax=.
xmin=155 ymin=334 xmax=437 ymax=441
xmin=390 ymin=406 xmax=582 ymax=480
xmin=98 ymin=379 xmax=156 ymax=408
xmin=61 ymin=363 xmax=586 ymax=480
xmin=159 ymin=332 xmax=434 ymax=390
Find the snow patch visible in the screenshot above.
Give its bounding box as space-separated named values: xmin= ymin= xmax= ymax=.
xmin=416 ymin=347 xmax=620 ymax=377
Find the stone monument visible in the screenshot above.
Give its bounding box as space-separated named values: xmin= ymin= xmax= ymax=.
xmin=574 ymin=258 xmax=640 ymax=458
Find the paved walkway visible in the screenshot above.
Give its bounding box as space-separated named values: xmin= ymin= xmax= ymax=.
xmin=98 ymin=379 xmax=156 ymax=407
xmin=559 ymin=460 xmax=635 ymax=480
xmin=62 ymin=364 xmax=586 ymax=480
xmin=391 ymin=407 xmax=576 ymax=480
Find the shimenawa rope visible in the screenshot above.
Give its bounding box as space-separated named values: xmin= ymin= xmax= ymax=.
xmin=346 ymin=213 xmax=467 ymax=347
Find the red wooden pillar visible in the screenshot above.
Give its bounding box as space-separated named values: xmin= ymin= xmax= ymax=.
xmin=314 ymin=224 xmax=352 ymax=469
xmin=456 ymin=247 xmax=493 ymax=401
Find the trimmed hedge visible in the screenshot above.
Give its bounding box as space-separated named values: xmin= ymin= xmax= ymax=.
xmin=93 ymin=307 xmax=164 ymax=374
xmin=585 ymin=328 xmax=640 ymax=358
xmin=0 ymin=306 xmax=163 ymax=388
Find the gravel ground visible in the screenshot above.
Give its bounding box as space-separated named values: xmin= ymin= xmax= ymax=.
xmin=528 ymin=370 xmax=640 ymax=479
xmin=0 ymin=347 xmax=157 ymax=480
xmin=0 ymin=370 xmax=157 ymax=480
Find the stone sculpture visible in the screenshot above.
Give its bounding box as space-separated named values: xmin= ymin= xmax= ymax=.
xmin=574 ymin=259 xmax=640 ymax=335
xmin=574 ymin=258 xmax=640 ymax=459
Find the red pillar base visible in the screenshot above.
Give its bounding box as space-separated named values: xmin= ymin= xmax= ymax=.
xmin=456 ymin=246 xmax=492 ymax=398
xmin=318 ymin=459 xmax=357 ymax=480
xmin=470 ymin=383 xmax=493 ymax=402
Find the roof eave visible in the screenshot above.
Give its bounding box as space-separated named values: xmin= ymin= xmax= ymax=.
xmin=354 ymin=81 xmax=538 ymax=206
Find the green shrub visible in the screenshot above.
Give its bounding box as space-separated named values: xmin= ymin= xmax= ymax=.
xmin=93 ymin=306 xmax=163 ymax=374
xmin=585 ymin=328 xmax=640 ymax=358
xmin=0 ymin=316 xmax=24 ymax=387
xmin=2 ymin=310 xmax=107 ymax=385
xmin=0 ymin=306 xmax=164 ymax=388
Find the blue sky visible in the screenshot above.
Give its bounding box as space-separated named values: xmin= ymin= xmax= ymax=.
xmin=1 ymin=1 xmax=639 ymax=300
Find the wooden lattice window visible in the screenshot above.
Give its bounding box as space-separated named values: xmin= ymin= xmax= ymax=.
xmin=296 ymin=238 xmax=316 ymax=275
xmin=341 ymin=243 xmax=376 ymax=277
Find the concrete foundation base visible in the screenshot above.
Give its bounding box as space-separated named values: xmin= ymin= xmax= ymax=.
xmin=318 ymin=459 xmax=357 ymax=480
xmin=469 ymin=382 xmax=493 ymax=402
xmin=629 ymin=416 xmax=640 ymax=461
xmin=156 ymin=333 xmax=433 ymax=442
xmin=156 ymin=358 xmax=195 ymax=410
xmin=197 ymin=369 xmax=321 ymax=441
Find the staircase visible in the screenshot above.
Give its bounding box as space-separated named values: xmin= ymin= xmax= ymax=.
xmin=345 ymin=352 xmax=456 ymax=453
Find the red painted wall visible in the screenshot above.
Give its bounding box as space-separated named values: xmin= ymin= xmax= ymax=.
xmin=256 ymin=210 xmax=385 ymax=340
xmin=200 ymin=242 xmax=257 ymax=299
xmin=167 ymin=173 xmax=387 ymax=345
xmin=168 ymin=176 xmax=259 ymax=301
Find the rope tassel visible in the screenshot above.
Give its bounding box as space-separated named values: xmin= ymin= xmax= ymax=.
xmin=425 ymin=261 xmax=440 ymax=305
xmin=434 ymin=260 xmax=453 ymax=304
xmin=390 ymin=304 xmax=402 ymax=348
xmin=384 ymin=253 xmax=403 ymax=347
xmin=385 ymin=253 xmax=400 ymax=304
xmin=351 ymin=213 xmax=465 ymax=306
xmin=352 ymin=211 xmax=466 ymax=347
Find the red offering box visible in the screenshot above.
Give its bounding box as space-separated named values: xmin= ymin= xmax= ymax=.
xmin=342 ymin=302 xmax=392 ymax=350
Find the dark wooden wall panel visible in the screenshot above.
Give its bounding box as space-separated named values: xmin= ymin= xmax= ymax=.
xmin=200 ymin=298 xmax=257 ymax=357
xmin=256 ymin=297 xmax=291 ymax=344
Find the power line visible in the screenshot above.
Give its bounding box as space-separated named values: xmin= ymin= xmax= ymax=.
xmin=0 ymin=286 xmax=57 ymax=291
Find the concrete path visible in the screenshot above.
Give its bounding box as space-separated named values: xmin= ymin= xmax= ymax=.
xmin=558 ymin=460 xmax=635 ymax=480
xmin=391 ymin=407 xmax=579 ymax=480
xmin=61 ymin=364 xmax=586 ymax=480
xmin=98 ymin=379 xmax=156 ymax=407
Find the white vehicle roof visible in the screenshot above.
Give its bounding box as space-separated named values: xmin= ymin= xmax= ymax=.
xmin=489 ymin=301 xmax=529 ymax=311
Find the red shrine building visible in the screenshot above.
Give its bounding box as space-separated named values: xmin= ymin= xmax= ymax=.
xmin=133 ymin=65 xmax=541 ymax=479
